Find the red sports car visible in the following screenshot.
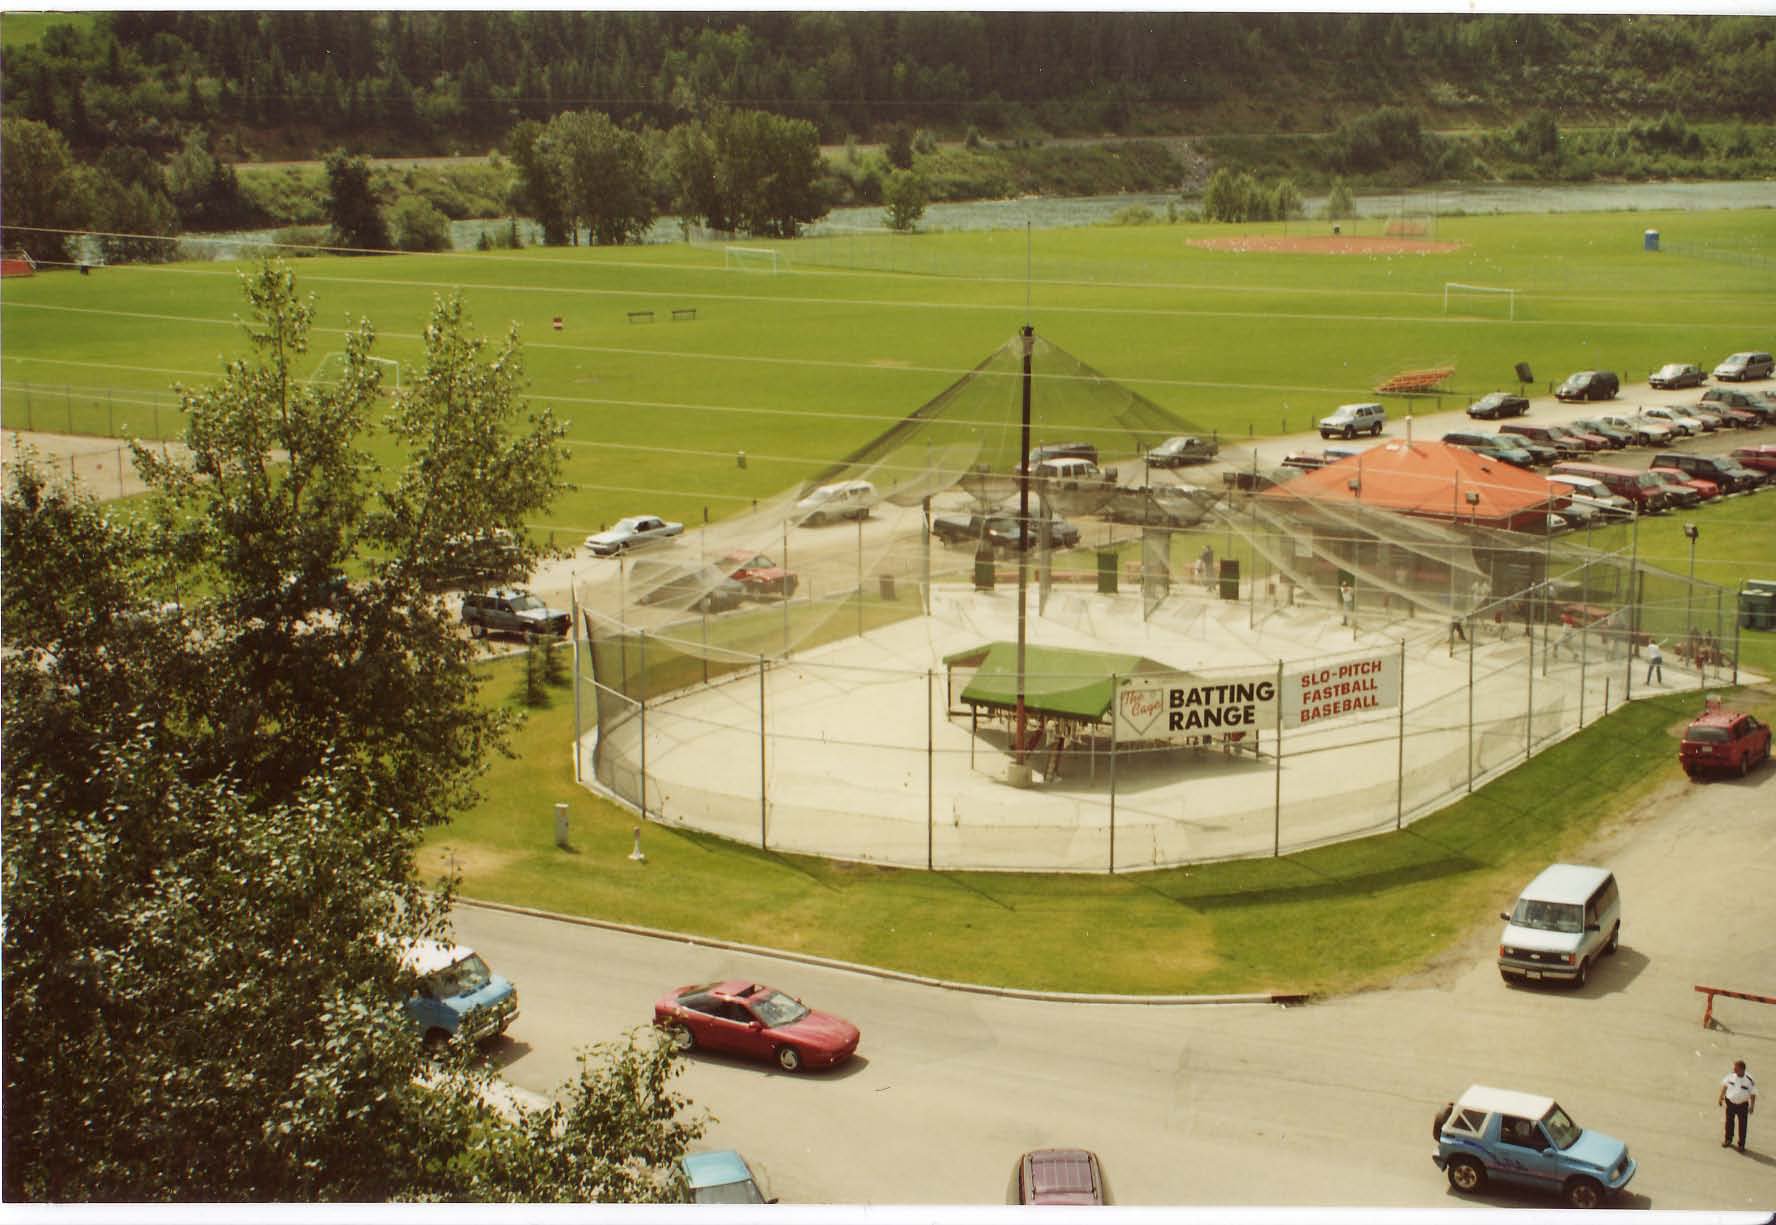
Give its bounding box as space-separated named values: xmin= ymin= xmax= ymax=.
xmin=654 ymin=979 xmax=860 ymax=1071
xmin=720 ymin=551 xmax=799 ymax=599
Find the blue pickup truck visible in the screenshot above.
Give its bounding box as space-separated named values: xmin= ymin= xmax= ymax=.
xmin=400 ymin=939 xmax=520 ymax=1051
xmin=1433 ymin=1084 xmax=1635 ymax=1209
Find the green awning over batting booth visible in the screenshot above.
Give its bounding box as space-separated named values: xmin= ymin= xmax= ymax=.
xmin=942 ymin=641 xmax=1175 ymax=723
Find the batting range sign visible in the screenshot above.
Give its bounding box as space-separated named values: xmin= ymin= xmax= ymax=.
xmin=1113 ymin=653 xmax=1400 ymax=744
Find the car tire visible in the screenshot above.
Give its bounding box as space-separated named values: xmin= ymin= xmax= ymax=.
xmin=1739 ymin=754 xmax=1751 ymax=777
xmin=1564 ymin=1177 xmax=1604 ymax=1210
xmin=1605 ymin=923 xmax=1620 ymax=955
xmin=1446 ymin=1157 xmax=1486 ymax=1194
xmin=1371 ymin=423 xmax=1382 ymax=436
xmin=667 ymin=1023 xmax=696 ymax=1053
xmin=1574 ymin=956 xmax=1590 ymax=988
xmin=468 ymin=622 xmax=485 ymax=639
xmin=424 ymin=1028 xmax=451 ymax=1056
xmin=775 ymin=1045 xmax=803 ymax=1072
xmin=1343 ymin=425 xmax=1356 ymax=440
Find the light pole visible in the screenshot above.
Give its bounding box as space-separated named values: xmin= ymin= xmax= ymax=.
xmin=1015 ymin=324 xmax=1034 ymax=767
xmin=1347 ymin=475 xmax=1361 ymax=633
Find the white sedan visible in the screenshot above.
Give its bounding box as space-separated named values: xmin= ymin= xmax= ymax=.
xmin=584 ymin=515 xmax=684 ymax=555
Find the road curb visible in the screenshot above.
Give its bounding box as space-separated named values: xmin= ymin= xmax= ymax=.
xmin=458 ymin=896 xmax=1308 ymax=1008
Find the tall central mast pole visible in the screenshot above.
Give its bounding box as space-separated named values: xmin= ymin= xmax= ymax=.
xmin=1015 ymin=324 xmax=1034 ymax=765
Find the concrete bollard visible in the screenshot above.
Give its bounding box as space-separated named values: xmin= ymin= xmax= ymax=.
xmin=554 ymin=802 xmax=569 ymax=849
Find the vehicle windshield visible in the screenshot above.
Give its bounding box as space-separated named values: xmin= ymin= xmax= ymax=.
xmin=1542 ymin=1105 xmax=1583 ymax=1150
xmin=1510 ymin=899 xmax=1584 ymax=933
xmin=509 ymin=594 xmax=543 ymax=612
xmin=748 ymin=989 xmax=810 ymax=1028
xmin=432 ymin=953 xmax=492 ymax=998
xmin=692 ymin=1179 xmax=765 ymax=1206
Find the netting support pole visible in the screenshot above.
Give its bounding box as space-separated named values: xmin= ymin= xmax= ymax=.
xmin=856 ymin=513 xmax=864 ymax=640
xmin=1273 ymin=659 xmax=1285 ymax=856
xmin=1525 ymin=614 xmax=1535 ymax=763
xmin=1014 ymin=324 xmax=1035 ymax=765
xmin=759 ymin=655 xmax=768 ymax=850
xmin=927 ymin=669 xmax=935 ymax=871
xmin=1108 ymin=675 xmax=1119 ymax=874
xmin=1395 ymin=639 xmax=1407 ymax=831
xmin=782 ymin=519 xmax=791 ymax=658
xmin=638 ymin=630 xmax=649 ymax=821
xmin=923 ymin=497 xmax=932 ymax=617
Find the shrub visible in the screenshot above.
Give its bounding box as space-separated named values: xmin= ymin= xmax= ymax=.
xmin=1107 ymin=205 xmax=1158 ymax=226
xmin=389 ymin=196 xmax=451 ymax=252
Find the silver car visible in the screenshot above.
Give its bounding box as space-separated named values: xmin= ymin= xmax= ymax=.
xmin=584 ymin=514 xmax=684 ymax=555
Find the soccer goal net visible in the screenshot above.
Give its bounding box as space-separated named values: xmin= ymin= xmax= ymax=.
xmin=309 ymin=352 xmax=400 ymax=391
xmin=1443 ymin=283 xmax=1517 ymax=321
xmin=724 ymin=246 xmax=782 ymax=274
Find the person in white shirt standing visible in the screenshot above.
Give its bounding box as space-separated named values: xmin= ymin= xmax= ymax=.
xmin=1719 ymin=1058 xmax=1756 ymax=1151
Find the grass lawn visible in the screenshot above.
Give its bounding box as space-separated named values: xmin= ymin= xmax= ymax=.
xmin=431 ymin=645 xmax=1775 ymax=996
xmin=4 ymin=208 xmax=1771 ymax=548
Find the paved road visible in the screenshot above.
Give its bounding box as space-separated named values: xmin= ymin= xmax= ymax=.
xmin=457 ymin=753 xmax=1774 ymax=1208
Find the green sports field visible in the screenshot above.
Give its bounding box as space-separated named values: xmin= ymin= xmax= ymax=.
xmin=4 ymin=208 xmax=1771 ymax=546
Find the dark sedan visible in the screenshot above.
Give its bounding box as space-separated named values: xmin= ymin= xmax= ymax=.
xmin=1466 ymin=392 xmax=1530 ymax=420
xmin=654 ymin=980 xmax=860 ymax=1072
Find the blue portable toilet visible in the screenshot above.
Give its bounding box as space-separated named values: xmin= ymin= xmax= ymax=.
xmin=1644 ymin=229 xmax=1660 ymax=252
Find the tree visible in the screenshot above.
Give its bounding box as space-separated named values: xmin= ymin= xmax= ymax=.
xmin=124 ymin=260 xmax=566 ymax=828
xmin=1325 ymin=176 xmax=1355 ymax=220
xmin=882 ymin=167 xmax=927 ymax=231
xmin=506 ymin=119 xmax=573 ymax=245
xmin=0 ymin=117 xmax=84 ymax=264
xmin=389 ymin=195 xmax=452 ymax=251
xmin=2 ymin=265 xmax=705 ymax=1200
xmin=1270 ymin=177 xmax=1303 ymax=221
xmin=883 ymin=121 xmax=914 ymax=170
xmin=709 ymin=108 xmax=826 ymax=238
xmin=324 ymin=149 xmax=390 ymax=251
xmin=542 ymin=110 xmax=654 ymax=246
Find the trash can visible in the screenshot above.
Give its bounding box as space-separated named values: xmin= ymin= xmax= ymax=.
xmin=1218 ymin=558 xmax=1240 ymax=601
xmin=878 ymin=573 xmax=896 ymax=601
xmin=1643 ymin=229 xmax=1660 ymax=252
xmin=1097 ymin=549 xmax=1118 ymax=594
xmin=973 ymin=544 xmax=995 ymax=591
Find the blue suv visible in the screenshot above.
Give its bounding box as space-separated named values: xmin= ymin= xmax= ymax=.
xmin=400 ymin=939 xmax=520 ymax=1051
xmin=1433 ymin=1085 xmax=1635 ymax=1209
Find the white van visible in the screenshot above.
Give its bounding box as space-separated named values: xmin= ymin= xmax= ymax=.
xmin=1318 ymin=402 xmax=1387 ymax=439
xmin=795 ymin=478 xmax=876 ymax=524
xmin=1032 ymin=456 xmax=1109 ymax=487
xmin=1497 ymin=863 xmax=1621 ymax=988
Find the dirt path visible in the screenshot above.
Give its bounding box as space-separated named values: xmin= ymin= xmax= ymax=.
xmin=1 ymin=430 xmax=174 ymax=500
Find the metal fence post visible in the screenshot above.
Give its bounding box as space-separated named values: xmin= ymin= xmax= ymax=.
xmin=1273 ymin=658 xmax=1285 ymax=856
xmin=927 ymin=668 xmax=934 ymax=871
xmin=1395 ymin=639 xmax=1406 ymax=830
xmin=1108 ymin=674 xmax=1118 ymax=874
xmin=759 ymin=655 xmax=768 ymax=850
xmin=1466 ymin=625 xmax=1475 ymax=793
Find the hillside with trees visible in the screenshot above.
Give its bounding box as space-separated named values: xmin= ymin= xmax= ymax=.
xmin=2 ymin=12 xmax=1773 ymax=260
